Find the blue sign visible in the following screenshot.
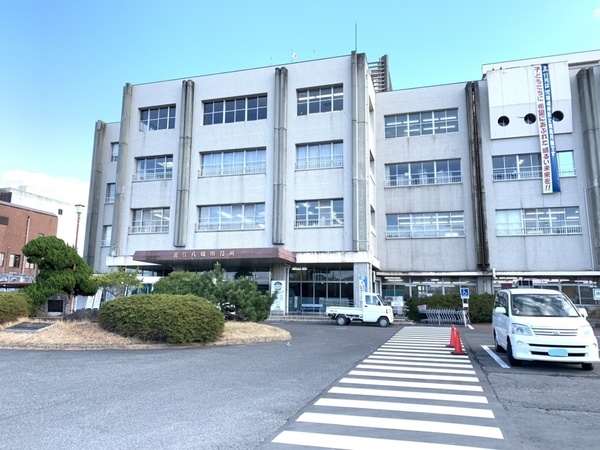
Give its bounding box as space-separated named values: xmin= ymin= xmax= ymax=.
xmin=460 ymin=288 xmax=470 ymax=299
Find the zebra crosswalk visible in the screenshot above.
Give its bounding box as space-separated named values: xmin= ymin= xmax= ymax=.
xmin=266 ymin=326 xmax=504 ymax=449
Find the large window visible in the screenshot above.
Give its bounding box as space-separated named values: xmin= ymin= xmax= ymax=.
xmin=139 ymin=106 xmax=176 ymax=131
xmin=197 ymin=203 xmax=265 ymax=231
xmin=200 ymin=148 xmax=266 ymax=177
xmin=386 ymin=159 xmax=461 ymax=187
xmin=496 ymin=207 xmax=581 ymax=236
xmin=493 ymin=151 xmax=575 ymax=181
xmin=8 ymin=254 xmax=21 ymax=268
xmin=296 ymin=142 xmax=343 ymax=170
xmin=297 ymin=85 xmax=343 ymax=116
xmin=386 ymin=211 xmax=465 ymax=238
xmin=203 ymin=95 xmax=267 ymax=125
xmin=135 ymin=156 xmax=173 ymax=181
xmin=295 ymin=199 xmax=343 ymax=228
xmin=385 ymin=108 xmax=459 ymax=138
xmin=130 ymin=208 xmax=170 ymax=234
xmin=111 ymin=143 xmax=119 ymax=162
xmin=101 ymin=225 xmax=112 ymax=246
xmin=105 ymin=183 xmax=116 ymax=203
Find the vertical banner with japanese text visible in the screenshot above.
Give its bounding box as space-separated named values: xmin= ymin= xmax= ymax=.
xmin=533 ymin=64 xmax=561 ymax=194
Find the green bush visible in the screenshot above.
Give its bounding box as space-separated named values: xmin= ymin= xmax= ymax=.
xmin=97 ymin=294 xmax=225 ymax=344
xmin=406 ymin=293 xmax=495 ymax=324
xmin=0 ymin=293 xmax=32 ymax=324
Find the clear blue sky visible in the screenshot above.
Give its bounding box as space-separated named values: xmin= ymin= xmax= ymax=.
xmin=1 ymin=0 xmax=598 ymax=204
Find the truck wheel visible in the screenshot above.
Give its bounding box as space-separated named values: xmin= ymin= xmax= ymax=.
xmin=378 ymin=316 xmax=390 ymax=327
xmin=336 ymin=315 xmax=348 ymax=326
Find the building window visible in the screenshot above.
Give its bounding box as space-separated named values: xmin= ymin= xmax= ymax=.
xmin=496 ymin=207 xmax=581 ymax=236
xmin=197 ymin=203 xmax=265 ymax=231
xmin=297 ymin=85 xmax=343 ymax=116
xmin=203 ymin=95 xmax=267 ymax=125
xmin=386 ymin=211 xmax=465 ymax=238
xmin=0 ymin=216 xmax=8 ymax=226
xmin=385 ymin=108 xmax=459 ymax=138
xmin=8 ymin=254 xmax=21 ymax=268
xmin=134 ymin=155 xmax=173 ymax=181
xmin=296 ymin=142 xmax=343 ymax=170
xmin=385 ymin=159 xmax=461 ymax=187
xmin=200 ymin=148 xmax=266 ymax=177
xmin=111 ymin=142 xmax=119 ymax=162
xmin=130 ymin=208 xmax=170 ymax=234
xmin=139 ymin=106 xmax=176 ymax=131
xmin=101 ymin=225 xmax=112 ymax=246
xmin=24 ymin=259 xmax=35 ymax=270
xmin=493 ymin=151 xmax=575 ymax=181
xmin=295 ymin=199 xmax=343 ymax=228
xmin=0 ymin=252 xmax=4 ymax=268
xmin=105 ymin=183 xmax=116 ymax=203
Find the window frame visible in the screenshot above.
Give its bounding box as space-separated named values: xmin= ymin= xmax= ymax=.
xmin=386 ymin=211 xmax=465 ymax=239
xmin=203 ymin=95 xmax=267 ymax=125
xmin=496 ymin=207 xmax=582 ymax=236
xmin=139 ymin=105 xmax=176 ymax=131
xmin=297 ymin=85 xmax=343 ymax=116
xmin=295 ymin=199 xmax=344 ymax=228
xmin=296 ymin=142 xmax=343 ymax=170
xmin=130 ymin=208 xmax=170 ymax=234
xmin=197 ymin=203 xmax=265 ymax=231
xmin=385 ymin=108 xmax=459 ymax=138
xmin=385 ymin=159 xmax=461 ymax=187
xmin=493 ymin=151 xmax=575 ymax=181
xmin=200 ymin=148 xmax=266 ymax=177
xmin=134 ymin=155 xmax=173 ymax=181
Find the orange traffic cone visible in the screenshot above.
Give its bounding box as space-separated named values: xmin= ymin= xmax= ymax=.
xmin=452 ymin=329 xmax=465 ymax=355
xmin=446 ymin=324 xmax=456 ymax=348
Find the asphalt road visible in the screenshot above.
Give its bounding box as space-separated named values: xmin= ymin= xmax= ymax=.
xmin=0 ymin=322 xmax=398 ymax=450
xmin=2 ymin=322 xmax=599 ymax=449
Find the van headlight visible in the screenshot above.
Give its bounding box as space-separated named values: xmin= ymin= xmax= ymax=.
xmin=579 ymin=325 xmax=594 ymax=337
xmin=511 ymin=323 xmax=533 ymax=336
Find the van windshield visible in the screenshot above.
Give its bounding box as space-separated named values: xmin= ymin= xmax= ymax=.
xmin=511 ymin=293 xmax=579 ymax=317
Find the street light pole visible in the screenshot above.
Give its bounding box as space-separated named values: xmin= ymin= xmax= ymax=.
xmin=74 ymin=204 xmax=85 ymax=253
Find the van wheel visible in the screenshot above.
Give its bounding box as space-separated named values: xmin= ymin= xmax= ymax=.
xmin=336 ymin=315 xmax=348 ymax=326
xmin=582 ymin=363 xmax=594 ymax=371
xmin=378 ymin=316 xmax=390 ymax=327
xmin=493 ymin=331 xmax=505 ymax=353
xmin=506 ymin=339 xmax=522 ymax=366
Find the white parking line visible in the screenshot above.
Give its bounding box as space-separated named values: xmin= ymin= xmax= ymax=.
xmin=481 ymin=345 xmax=511 ymax=369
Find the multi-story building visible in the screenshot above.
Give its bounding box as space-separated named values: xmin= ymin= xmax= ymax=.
xmin=84 ymin=50 xmax=600 ymax=310
xmin=0 ymin=200 xmax=58 ymax=278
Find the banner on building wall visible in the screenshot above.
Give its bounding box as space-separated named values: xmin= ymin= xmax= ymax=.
xmin=533 ymin=64 xmax=561 ymax=194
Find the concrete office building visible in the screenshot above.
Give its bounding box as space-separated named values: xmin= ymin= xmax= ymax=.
xmin=84 ymin=50 xmax=600 ymax=310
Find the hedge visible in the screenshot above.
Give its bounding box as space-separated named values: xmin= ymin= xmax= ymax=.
xmin=98 ymin=294 xmax=225 ymax=344
xmin=0 ymin=293 xmax=32 ymax=324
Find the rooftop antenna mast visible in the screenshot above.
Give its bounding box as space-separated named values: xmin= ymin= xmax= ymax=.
xmin=354 ymin=23 xmax=358 ymax=52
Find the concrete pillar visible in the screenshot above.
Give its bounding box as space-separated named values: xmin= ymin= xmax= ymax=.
xmin=111 ymin=83 xmax=133 ymax=258
xmin=577 ymin=67 xmax=600 ymax=270
xmin=84 ymin=120 xmax=106 ymax=268
xmin=174 ymin=80 xmax=194 ymax=247
xmin=272 ymin=67 xmax=288 ymax=245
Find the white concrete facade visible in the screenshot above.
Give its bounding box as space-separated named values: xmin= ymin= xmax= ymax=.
xmin=85 ymin=50 xmax=600 ymax=307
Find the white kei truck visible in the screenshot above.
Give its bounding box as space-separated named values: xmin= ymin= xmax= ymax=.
xmin=325 ymin=293 xmax=394 ymax=327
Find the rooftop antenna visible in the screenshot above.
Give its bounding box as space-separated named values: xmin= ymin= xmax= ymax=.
xmin=354 ymin=23 xmax=357 ymax=52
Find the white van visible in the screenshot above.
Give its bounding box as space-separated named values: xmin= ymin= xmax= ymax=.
xmin=492 ymin=288 xmax=599 ymax=370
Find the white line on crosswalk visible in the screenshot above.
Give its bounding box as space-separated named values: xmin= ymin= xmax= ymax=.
xmin=340 ymin=377 xmax=483 ymax=392
xmin=368 ymin=357 xmax=472 ymax=368
xmin=272 ymin=430 xmax=491 ymax=449
xmin=359 ymin=362 xmax=476 ymax=374
xmin=349 ymin=369 xmax=479 ymax=383
xmin=314 ymin=397 xmax=495 ymax=418
xmin=297 ymin=412 xmax=504 ymax=439
xmin=328 ymin=386 xmax=489 ymax=403
xmin=367 ymin=354 xmax=471 ymax=363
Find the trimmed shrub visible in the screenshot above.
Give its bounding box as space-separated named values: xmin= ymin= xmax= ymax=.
xmin=406 ymin=293 xmax=495 ymax=324
xmin=0 ymin=293 xmax=32 ymax=324
xmin=97 ymin=294 xmax=225 ymax=344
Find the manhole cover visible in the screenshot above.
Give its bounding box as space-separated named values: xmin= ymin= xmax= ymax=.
xmin=3 ymin=322 xmax=56 ymax=333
